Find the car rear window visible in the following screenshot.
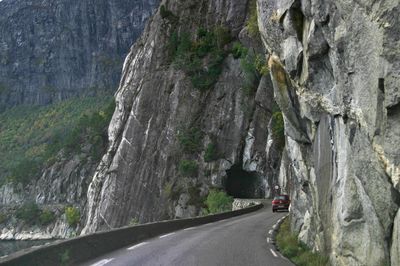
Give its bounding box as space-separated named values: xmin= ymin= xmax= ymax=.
xmin=274 ymin=195 xmax=289 ymax=200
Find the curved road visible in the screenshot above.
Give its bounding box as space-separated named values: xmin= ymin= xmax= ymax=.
xmin=81 ymin=207 xmax=294 ymax=266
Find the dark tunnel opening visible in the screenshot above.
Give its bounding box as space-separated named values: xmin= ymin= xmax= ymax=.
xmin=225 ymin=164 xmax=264 ymax=199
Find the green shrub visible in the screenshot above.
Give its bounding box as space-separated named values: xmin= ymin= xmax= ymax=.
xmin=205 ymin=189 xmax=233 ymax=214
xmin=39 ymin=209 xmax=56 ymax=225
xmin=247 ymin=0 xmax=260 ymax=38
xmin=177 ymin=127 xmax=203 ymax=153
xmin=276 ymin=218 xmax=329 ymax=266
xmin=204 ymin=143 xmax=218 ymax=162
xmin=16 ymin=202 xmax=41 ymax=224
xmin=179 ymin=160 xmax=198 ymax=176
xmin=231 ymin=42 xmax=248 ymax=59
xmin=65 ymin=207 xmax=80 ymax=227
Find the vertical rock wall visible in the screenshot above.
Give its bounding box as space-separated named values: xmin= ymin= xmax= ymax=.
xmin=258 ymin=0 xmax=400 ymax=265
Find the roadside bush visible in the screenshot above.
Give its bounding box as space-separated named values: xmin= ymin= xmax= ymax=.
xmin=65 ymin=207 xmax=80 ymax=227
xmin=205 ymin=189 xmax=233 ymax=214
xmin=179 ymin=160 xmax=198 ymax=176
xmin=276 ymin=219 xmax=329 ymax=266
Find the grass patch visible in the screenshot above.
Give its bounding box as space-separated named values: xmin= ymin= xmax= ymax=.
xmin=204 ymin=189 xmax=233 ymax=214
xmin=0 ymin=95 xmax=115 ymax=186
xmin=276 ymin=218 xmax=329 ymax=266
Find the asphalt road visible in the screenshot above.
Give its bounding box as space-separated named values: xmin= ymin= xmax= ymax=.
xmin=81 ymin=207 xmax=294 ymax=266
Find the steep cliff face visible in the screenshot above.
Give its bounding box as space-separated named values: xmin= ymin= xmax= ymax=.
xmin=0 ymin=0 xmax=159 ymax=110
xmin=258 ymin=0 xmax=400 ymax=265
xmin=82 ymin=0 xmax=282 ymax=234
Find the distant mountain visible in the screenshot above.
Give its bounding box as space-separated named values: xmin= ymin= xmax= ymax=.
xmin=0 ymin=0 xmax=159 ymax=110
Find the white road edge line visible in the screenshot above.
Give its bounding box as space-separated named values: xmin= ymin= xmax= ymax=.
xmin=159 ymin=232 xmax=175 ymax=238
xmin=270 ymin=249 xmax=278 ymax=258
xmin=90 ymin=258 xmax=115 ymax=266
xmin=184 ymin=227 xmax=195 ymax=231
xmin=127 ymin=242 xmax=148 ymax=250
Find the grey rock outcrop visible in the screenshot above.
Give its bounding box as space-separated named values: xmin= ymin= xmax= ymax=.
xmin=82 ymin=0 xmax=282 ymax=234
xmin=0 ymin=0 xmax=159 ymax=110
xmin=258 ymin=0 xmax=400 ymax=265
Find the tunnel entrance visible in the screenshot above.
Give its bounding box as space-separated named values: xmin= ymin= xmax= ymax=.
xmin=225 ymin=164 xmax=264 ymax=198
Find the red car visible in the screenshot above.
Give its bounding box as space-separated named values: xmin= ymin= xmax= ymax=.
xmin=272 ymin=195 xmax=290 ymax=212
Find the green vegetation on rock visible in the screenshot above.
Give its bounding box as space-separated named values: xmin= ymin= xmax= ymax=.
xmin=15 ymin=202 xmax=41 ymax=225
xmin=271 ymin=112 xmax=285 ymax=150
xmin=0 ymin=212 xmax=7 ymax=224
xmin=160 ymin=5 xmax=178 ymax=23
xmin=0 ymin=95 xmax=115 ymax=186
xmin=177 ymin=127 xmax=203 ymax=153
xmin=276 ymin=218 xmax=329 ymax=266
xmin=169 ymin=27 xmax=231 ymax=90
xmin=204 ymin=189 xmax=233 ymax=214
xmin=239 ymin=50 xmax=269 ymax=96
xmin=247 ymin=0 xmax=260 ymax=38
xmin=179 ymin=160 xmax=198 ymax=176
xmin=204 ymin=143 xmax=219 ymax=162
xmin=232 ymin=42 xmax=248 ymax=59
xmin=15 ymin=202 xmax=57 ymax=226
xmin=39 ymin=209 xmax=56 ymax=225
xmin=65 ymin=206 xmax=80 ymax=227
